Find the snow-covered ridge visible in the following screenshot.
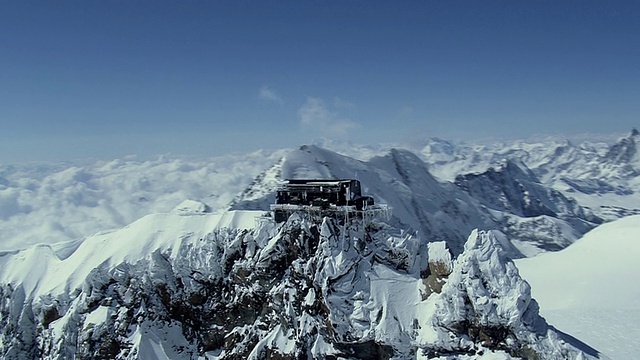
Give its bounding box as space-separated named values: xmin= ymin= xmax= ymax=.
xmin=0 ymin=204 xmax=265 ymax=298
xmin=0 ymin=207 xmax=600 ymax=359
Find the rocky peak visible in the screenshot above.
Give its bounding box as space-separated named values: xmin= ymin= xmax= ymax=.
xmin=457 ymin=159 xmax=599 ymax=221
xmin=605 ymin=130 xmax=639 ymax=165
xmin=455 ymin=160 xmax=559 ymax=218
xmin=428 ymin=230 xmax=600 ymax=358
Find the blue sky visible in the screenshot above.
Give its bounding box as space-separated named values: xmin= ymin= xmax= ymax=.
xmin=1 ymin=1 xmax=639 ymax=161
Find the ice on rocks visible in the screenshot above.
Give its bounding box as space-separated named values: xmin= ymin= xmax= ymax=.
xmin=0 ymin=209 xmax=602 ymax=359
xmin=428 ymin=229 xmax=599 ymax=359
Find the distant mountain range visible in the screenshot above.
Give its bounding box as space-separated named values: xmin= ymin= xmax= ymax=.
xmin=412 ymin=129 xmax=640 ymax=222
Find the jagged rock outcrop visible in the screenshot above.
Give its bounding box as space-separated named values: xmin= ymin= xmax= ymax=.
xmin=428 ymin=230 xmax=599 ymax=359
xmin=605 ymin=128 xmax=639 ymax=165
xmin=0 ymin=208 xmax=600 ymax=359
xmin=422 ymin=242 xmax=452 ymax=297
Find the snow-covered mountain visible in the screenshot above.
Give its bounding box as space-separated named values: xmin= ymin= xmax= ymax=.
xmin=1 ymin=132 xmax=637 ymax=253
xmin=453 ymin=159 xmax=601 ymax=255
xmin=413 ymin=130 xmax=640 ymax=222
xmin=232 ymin=145 xmax=600 ymax=257
xmin=231 ymin=145 xmax=497 ymax=256
xmin=0 ymin=201 xmax=600 ymax=359
xmin=1 ymin=132 xmax=639 ymax=359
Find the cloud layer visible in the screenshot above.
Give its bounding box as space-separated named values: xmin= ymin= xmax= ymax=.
xmin=0 ymin=151 xmax=285 ymax=251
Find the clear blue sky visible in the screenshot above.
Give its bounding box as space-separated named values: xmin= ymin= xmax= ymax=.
xmin=1 ymin=1 xmax=639 ymax=161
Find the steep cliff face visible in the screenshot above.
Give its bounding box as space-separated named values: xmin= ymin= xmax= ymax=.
xmin=0 ymin=204 xmax=599 ymax=359
xmin=456 ymin=160 xmax=572 ymax=219
xmin=454 ymin=160 xmax=601 ymax=255
xmin=605 ymin=129 xmax=639 ymax=166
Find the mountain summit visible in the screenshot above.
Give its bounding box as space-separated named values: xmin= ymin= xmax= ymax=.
xmin=605 ymin=129 xmax=640 ymax=166
xmin=0 ymin=205 xmax=599 ymax=359
xmin=232 ymin=145 xmax=601 ymax=257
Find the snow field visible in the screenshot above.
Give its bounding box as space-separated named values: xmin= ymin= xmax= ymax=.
xmin=516 ymin=215 xmax=640 ymax=360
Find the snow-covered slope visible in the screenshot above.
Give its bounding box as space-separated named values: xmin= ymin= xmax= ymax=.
xmin=0 ymin=203 xmax=264 ymax=299
xmin=0 ymin=202 xmax=270 ymax=359
xmin=516 ymin=215 xmax=640 ymax=360
xmin=0 ymin=203 xmax=600 ymax=359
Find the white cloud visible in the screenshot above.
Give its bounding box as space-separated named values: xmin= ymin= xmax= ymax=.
xmin=259 ymin=85 xmax=283 ymax=104
xmin=298 ymin=97 xmax=358 ymax=137
xmin=0 ymin=151 xmax=286 ymax=251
